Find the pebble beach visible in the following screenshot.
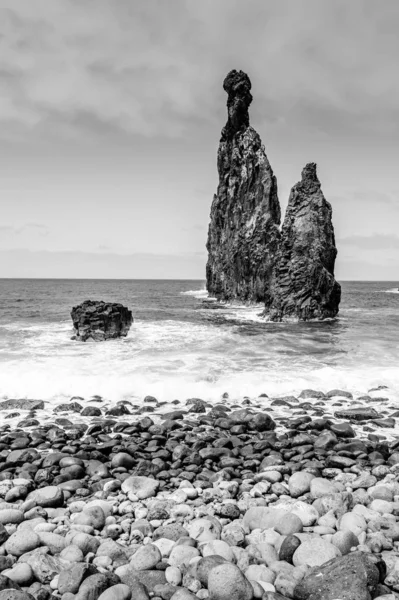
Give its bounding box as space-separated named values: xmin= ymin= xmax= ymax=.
xmin=2 ymin=386 xmax=399 ymax=600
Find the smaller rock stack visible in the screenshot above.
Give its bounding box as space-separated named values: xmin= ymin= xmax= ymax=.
xmin=71 ymin=300 xmax=133 ymax=342
xmin=265 ymin=163 xmax=341 ymax=321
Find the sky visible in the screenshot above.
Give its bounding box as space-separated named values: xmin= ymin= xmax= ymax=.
xmin=0 ymin=0 xmax=398 ymax=280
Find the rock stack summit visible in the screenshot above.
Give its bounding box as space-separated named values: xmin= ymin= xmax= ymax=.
xmin=206 ymin=70 xmax=341 ymax=321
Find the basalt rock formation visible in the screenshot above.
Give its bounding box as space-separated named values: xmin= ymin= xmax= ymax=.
xmin=264 ymin=163 xmax=341 ymax=321
xmin=71 ymin=300 xmax=133 ymax=341
xmin=206 ymin=70 xmax=281 ymax=302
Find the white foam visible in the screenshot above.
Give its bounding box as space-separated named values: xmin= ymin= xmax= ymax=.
xmin=181 ymin=288 xmax=210 ymax=298
xmin=214 ymin=305 xmax=265 ymax=324
xmin=1 ymin=309 xmax=399 ymax=415
xmin=384 ymin=288 xmax=399 ymax=294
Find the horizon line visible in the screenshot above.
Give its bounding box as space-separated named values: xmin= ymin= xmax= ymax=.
xmin=0 ymin=277 xmax=398 ymax=283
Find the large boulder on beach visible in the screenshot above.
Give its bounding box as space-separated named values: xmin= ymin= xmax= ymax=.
xmin=206 ymin=69 xmax=281 ymax=302
xmin=71 ymin=300 xmax=133 ymax=342
xmin=264 ymin=163 xmax=341 ymax=321
xmin=294 ymin=552 xmax=380 ymax=600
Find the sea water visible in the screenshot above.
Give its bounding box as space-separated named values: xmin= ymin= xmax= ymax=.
xmin=0 ymin=279 xmax=398 ymax=405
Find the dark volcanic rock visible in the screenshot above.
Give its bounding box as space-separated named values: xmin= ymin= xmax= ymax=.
xmin=0 ymin=399 xmax=44 ymax=411
xmin=206 ymin=69 xmax=281 ymax=302
xmin=264 ymin=163 xmax=341 ymax=321
xmin=71 ymin=300 xmax=133 ymax=342
xmin=294 ymin=552 xmax=379 ymax=600
xmin=334 ymin=407 xmax=380 ymax=421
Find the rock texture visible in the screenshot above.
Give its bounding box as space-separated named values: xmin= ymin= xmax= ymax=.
xmin=264 ymin=163 xmax=341 ymax=321
xmin=71 ymin=300 xmax=133 ymax=342
xmin=206 ymin=70 xmax=281 ymax=302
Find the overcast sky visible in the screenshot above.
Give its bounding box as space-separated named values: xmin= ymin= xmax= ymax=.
xmin=1 ymin=0 xmax=398 ymax=280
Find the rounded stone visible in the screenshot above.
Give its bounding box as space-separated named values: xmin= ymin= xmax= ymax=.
xmin=242 ymin=507 xmax=286 ymax=531
xmin=274 ymin=513 xmax=303 ymax=536
xmin=338 ymin=512 xmax=367 ymax=537
xmin=58 ymin=562 xmax=88 ymax=595
xmin=28 ymin=486 xmax=64 ymax=508
xmin=196 ymin=556 xmax=227 ymax=587
xmin=60 ymin=545 xmax=85 ymax=562
xmin=310 ymin=478 xmax=339 ymax=499
xmin=165 ymin=566 xmax=182 ymax=586
xmin=369 ymin=485 xmax=393 ymax=501
xmin=130 ymin=544 xmax=162 ymax=571
xmin=188 ymin=518 xmax=221 ymax=542
xmin=37 ymin=532 xmax=67 ymax=554
xmin=5 ymin=529 xmax=40 ymax=557
xmin=331 ymin=530 xmax=359 ymax=555
xmin=0 ymin=592 xmax=33 ymax=600
xmin=288 ymin=472 xmax=315 ymax=498
xmin=0 ymin=510 xmax=24 ymax=525
xmin=279 ymin=535 xmax=301 ymax=564
xmin=287 ymin=502 xmax=319 ymax=527
xmin=111 ymin=453 xmax=135 ymax=470
xmin=207 ymin=563 xmax=254 ymax=600
xmin=168 ymin=546 xmax=200 ymax=569
xmin=369 ymin=500 xmax=393 ymax=514
xmin=2 ymin=563 xmax=33 ymax=586
xmin=245 ymin=565 xmax=275 ymax=584
xmin=97 ymin=584 xmax=131 ymax=600
xmin=170 ymin=590 xmax=197 ymax=600
xmin=202 ymin=541 xmax=234 ymax=562
xmin=293 ymin=537 xmax=341 ymax=568
xmin=121 ymin=476 xmax=159 ymax=500
xmin=74 ymin=506 xmax=106 ymax=530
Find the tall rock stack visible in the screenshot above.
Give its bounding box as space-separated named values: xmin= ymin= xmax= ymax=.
xmin=206 ymin=70 xmax=281 ymax=302
xmin=264 ymin=163 xmax=341 ymax=321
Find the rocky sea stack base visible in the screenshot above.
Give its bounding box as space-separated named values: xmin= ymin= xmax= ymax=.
xmin=1 ymin=388 xmax=399 ymax=600
xmin=71 ymin=301 xmax=133 ymax=342
xmin=206 ymin=70 xmax=341 ymax=321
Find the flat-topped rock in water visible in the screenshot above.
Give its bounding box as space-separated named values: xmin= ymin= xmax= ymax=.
xmin=0 ymin=399 xmax=44 ymax=411
xmin=206 ymin=69 xmax=281 ymax=302
xmin=71 ymin=300 xmax=133 ymax=342
xmin=265 ymin=163 xmax=341 ymax=321
xmin=334 ymin=407 xmax=380 ymax=421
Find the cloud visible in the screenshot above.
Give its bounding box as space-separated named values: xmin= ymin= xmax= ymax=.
xmin=0 ymin=248 xmax=206 ymax=279
xmin=1 ymin=0 xmax=399 ymax=143
xmin=339 ymin=234 xmax=399 ymax=250
xmin=351 ymin=191 xmax=398 ymax=205
xmin=0 ymin=223 xmax=49 ymax=236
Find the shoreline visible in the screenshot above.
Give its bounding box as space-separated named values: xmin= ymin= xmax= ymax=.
xmin=1 ymin=389 xmax=399 ymax=599
xmin=1 ymin=385 xmax=399 ymax=440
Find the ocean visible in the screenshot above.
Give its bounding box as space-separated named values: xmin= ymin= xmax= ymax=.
xmin=0 ymin=279 xmax=398 ymax=406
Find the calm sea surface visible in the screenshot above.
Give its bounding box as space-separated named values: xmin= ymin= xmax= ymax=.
xmin=0 ymin=279 xmax=398 ymax=404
